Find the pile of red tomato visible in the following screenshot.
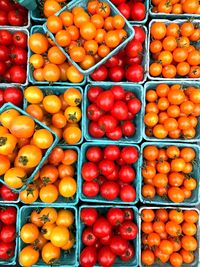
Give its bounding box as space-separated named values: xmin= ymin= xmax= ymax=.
xmin=90 ymin=25 xmax=146 ymax=82
xmin=0 ymin=206 xmax=17 ymax=261
xmin=80 ymin=207 xmax=138 ymax=267
xmin=0 ymin=29 xmax=27 ymax=84
xmin=81 ymin=145 xmax=139 ymax=203
xmin=0 ymin=1 xmax=28 ymax=26
xmin=87 ymin=85 xmax=141 ymax=140
xmin=0 ymin=87 xmax=23 ymax=108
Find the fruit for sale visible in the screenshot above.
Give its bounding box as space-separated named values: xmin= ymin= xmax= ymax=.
xmin=90 ymin=25 xmax=146 ymax=82
xmin=29 ymin=31 xmax=84 ymax=83
xmin=141 ymin=208 xmax=199 ymax=266
xmin=46 ymin=1 xmax=128 ymax=71
xmin=0 ymin=205 xmax=17 ymax=261
xmin=0 ymin=107 xmax=55 ymax=190
xmin=144 ymin=83 xmax=200 ymax=140
xmin=20 ymin=147 xmax=78 ymax=204
xmin=151 ymin=0 xmax=200 ymax=15
xmin=87 ymin=85 xmax=141 ymax=141
xmin=0 ymin=30 xmax=27 ymax=84
xmin=0 ymin=1 xmax=28 ymax=26
xmin=19 ymin=207 xmax=76 ymax=266
xmin=80 ymin=207 xmax=138 ymax=267
xmin=24 ymin=86 xmax=82 ymax=145
xmin=82 ymin=145 xmax=139 ymax=203
xmin=141 ymin=144 xmax=198 ymax=204
xmin=149 ymin=21 xmax=200 ymax=79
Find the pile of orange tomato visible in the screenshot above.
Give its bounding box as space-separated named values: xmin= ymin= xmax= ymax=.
xmin=144 ymin=83 xmax=200 ymax=139
xmin=29 ymin=32 xmax=84 ymax=83
xmin=149 ymin=21 xmax=200 ymax=79
xmin=24 ymin=86 xmax=82 ymax=145
xmin=20 ymin=147 xmax=77 ymax=204
xmin=46 ymin=1 xmax=128 ymax=70
xmin=0 ymin=108 xmax=54 ymax=190
xmin=142 ymin=145 xmax=197 ymax=203
xmin=19 ymin=207 xmax=75 ymax=266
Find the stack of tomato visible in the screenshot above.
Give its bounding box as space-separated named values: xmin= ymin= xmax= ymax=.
xmin=0 ymin=185 xmax=18 ymax=202
xmin=151 ymin=0 xmax=200 ymax=15
xmin=149 ymin=21 xmax=200 ymax=79
xmin=20 ymin=147 xmax=77 ymax=204
xmin=0 ymin=87 xmax=23 ymax=108
xmin=29 ymin=31 xmax=84 ymax=83
xmin=0 ymin=107 xmax=55 ymax=190
xmin=87 ymin=85 xmax=141 ymax=140
xmin=82 ymin=145 xmax=139 ymax=203
xmin=90 ymin=26 xmax=146 ymax=82
xmin=24 ymin=86 xmax=82 ymax=145
xmin=80 ymin=207 xmax=138 ymax=267
xmin=141 ymin=208 xmax=199 ymax=266
xmin=46 ymin=1 xmax=128 ymax=71
xmin=0 ymin=206 xmax=17 ymax=261
xmin=110 ymin=0 xmax=146 ymax=21
xmin=19 ymin=207 xmax=76 ymax=266
xmin=0 ymin=0 xmax=28 ymax=26
xmin=142 ymin=144 xmax=197 ymax=203
xmin=0 ymin=29 xmax=27 ymax=84
xmin=144 ymin=83 xmax=200 ymax=140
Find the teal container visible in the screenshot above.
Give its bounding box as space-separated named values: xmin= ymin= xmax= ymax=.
xmin=0 ymin=204 xmax=19 ymax=266
xmin=79 ymin=205 xmax=139 ymax=267
xmin=139 ymin=207 xmax=200 ymax=267
xmin=43 ymin=0 xmax=134 ymax=75
xmin=25 ymin=145 xmax=80 ymax=206
xmin=31 ymin=9 xmax=46 ymax=23
xmin=143 ymin=81 xmax=200 ymax=142
xmin=24 ymin=85 xmax=84 ymax=145
xmin=140 ymin=142 xmax=200 ymax=206
xmin=0 ymin=103 xmax=59 ymax=193
xmin=88 ymin=25 xmax=148 ymax=84
xmin=17 ymin=0 xmax=37 ymax=10
xmin=84 ymin=83 xmax=144 ymax=143
xmin=19 ymin=205 xmax=78 ymax=267
xmin=0 ymin=27 xmax=29 ymax=86
xmin=147 ymin=19 xmax=200 ymax=81
xmin=80 ymin=142 xmax=140 ymax=205
xmin=28 ymin=26 xmax=86 ymax=86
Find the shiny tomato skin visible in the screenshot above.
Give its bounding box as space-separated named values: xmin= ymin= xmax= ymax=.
xmin=87 ymin=104 xmax=104 ymax=121
xmin=0 ymin=30 xmax=13 ymax=45
xmin=83 ymin=181 xmax=99 ymax=197
xmin=110 ymin=236 xmax=128 ymax=256
xmin=0 ymin=241 xmax=15 ymax=260
xmin=104 ymin=145 xmax=121 ymax=161
xmin=89 ymin=121 xmax=105 ymax=138
xmin=107 ymin=208 xmax=125 ymax=226
xmin=13 ymin=31 xmax=27 ymax=48
xmin=98 ymin=246 xmax=116 ymax=267
xmin=3 ymin=87 xmax=23 ymax=106
xmin=87 ymin=86 xmax=103 ymax=103
xmin=0 ymin=224 xmax=16 ymax=243
xmin=120 ymin=243 xmax=135 ymax=261
xmin=9 ymin=65 xmax=26 ymax=83
xmin=82 ymin=227 xmax=97 ymax=246
xmin=133 ymin=26 xmax=146 ymax=43
xmin=108 ymin=66 xmax=125 ymax=82
xmin=93 ymin=217 xmax=112 ymax=238
xmin=120 ymin=185 xmax=136 ymax=202
xmin=0 ymin=185 xmax=18 ymax=201
xmin=119 ymin=165 xmax=136 ymax=183
xmin=120 ymin=221 xmax=138 ymax=240
xmin=110 ymin=85 xmax=125 ymax=100
xmin=111 ymin=100 xmax=128 ymax=120
xmin=96 ymin=90 xmax=115 ymax=111
xmin=0 ymin=207 xmax=16 ymax=225
xmin=125 ymin=64 xmax=144 ymax=82
xmin=98 ymin=115 xmax=118 ymax=133
xmin=100 ymin=181 xmax=120 ymax=200
xmin=80 ymin=208 xmax=98 ymax=226
xmin=98 ymin=159 xmax=115 ymax=176
xmin=80 ymin=246 xmax=97 ymax=267
xmin=86 ymin=146 xmax=103 ymax=162
xmin=120 ymin=146 xmax=139 ymax=164
xmin=81 ymin=162 xmax=99 ymax=181
xmin=90 ymin=65 xmax=108 ymax=81
xmin=106 ymin=126 xmax=123 ymax=140
xmin=121 ymin=121 xmax=136 ymax=137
